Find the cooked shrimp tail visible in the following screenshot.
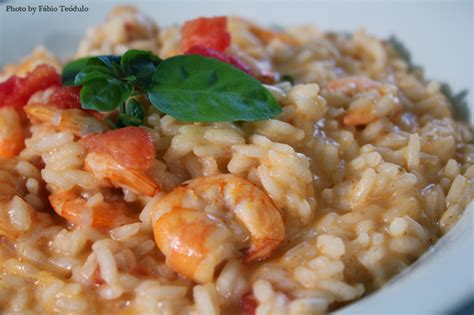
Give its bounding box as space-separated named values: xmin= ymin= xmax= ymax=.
xmin=49 ymin=189 xmax=133 ymax=230
xmin=25 ymin=103 xmax=107 ymax=137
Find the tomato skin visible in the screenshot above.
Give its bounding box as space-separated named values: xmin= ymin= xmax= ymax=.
xmin=49 ymin=86 xmax=82 ymax=109
xmin=0 ymin=76 xmax=20 ymax=106
xmin=81 ymin=126 xmax=155 ymax=171
xmin=185 ymin=45 xmax=253 ymax=75
xmin=0 ymin=64 xmax=61 ymax=109
xmin=181 ymin=16 xmax=231 ymax=52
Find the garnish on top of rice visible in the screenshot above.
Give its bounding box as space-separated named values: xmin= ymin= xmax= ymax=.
xmin=0 ymin=6 xmax=472 ymax=315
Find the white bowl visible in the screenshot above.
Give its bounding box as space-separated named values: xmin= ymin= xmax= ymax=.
xmin=1 ymin=1 xmax=472 ymax=313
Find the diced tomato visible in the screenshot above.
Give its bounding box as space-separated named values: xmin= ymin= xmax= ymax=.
xmin=81 ymin=126 xmax=155 ymax=171
xmin=0 ymin=64 xmax=61 ymax=109
xmin=240 ymin=292 xmax=257 ymax=315
xmin=49 ymin=86 xmax=82 ymax=109
xmin=181 ymin=16 xmax=231 ymax=52
xmin=0 ymin=76 xmax=19 ymax=106
xmin=185 ymin=45 xmax=253 ymax=75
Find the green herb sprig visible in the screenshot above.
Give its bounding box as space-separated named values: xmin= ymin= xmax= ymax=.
xmin=62 ymin=50 xmax=160 ymax=126
xmin=62 ymin=50 xmax=281 ymax=126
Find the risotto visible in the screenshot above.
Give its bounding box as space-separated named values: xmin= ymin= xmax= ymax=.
xmin=0 ymin=6 xmax=473 ymax=315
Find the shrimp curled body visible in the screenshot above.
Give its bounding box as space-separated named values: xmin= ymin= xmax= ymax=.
xmin=25 ymin=103 xmax=106 ymax=137
xmin=84 ymin=152 xmax=159 ymax=197
xmin=0 ymin=108 xmax=25 ymax=158
xmin=151 ymin=174 xmax=285 ymax=283
xmin=49 ymin=189 xmax=133 ymax=230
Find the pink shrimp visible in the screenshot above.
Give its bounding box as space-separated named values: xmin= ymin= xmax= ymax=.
xmin=81 ymin=127 xmax=159 ymax=196
xmin=0 ymin=108 xmax=24 ymax=158
xmin=49 ymin=189 xmax=133 ymax=230
xmin=151 ymin=174 xmax=285 ymax=283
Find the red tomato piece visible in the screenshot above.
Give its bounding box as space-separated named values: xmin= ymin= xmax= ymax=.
xmin=0 ymin=64 xmax=61 ymax=109
xmin=81 ymin=126 xmax=155 ymax=171
xmin=181 ymin=16 xmax=231 ymax=52
xmin=0 ymin=76 xmax=20 ymax=106
xmin=240 ymin=292 xmax=257 ymax=315
xmin=49 ymin=86 xmax=82 ymax=109
xmin=185 ymin=45 xmax=253 ymax=75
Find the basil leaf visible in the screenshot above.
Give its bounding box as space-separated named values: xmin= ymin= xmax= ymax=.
xmin=123 ymin=98 xmax=145 ymax=118
xmin=116 ymin=99 xmax=145 ymax=127
xmin=62 ymin=57 xmax=94 ymax=86
xmin=118 ymin=114 xmax=142 ymax=126
xmin=111 ymin=61 xmax=124 ymax=78
xmin=74 ymin=68 xmax=114 ymax=85
xmin=80 ymin=77 xmax=133 ymax=112
xmin=148 ymin=55 xmax=281 ymax=122
xmin=121 ymin=50 xmax=162 ymax=89
xmin=63 ymin=56 xmax=120 ymax=86
xmin=123 ymin=75 xmax=137 ymax=82
xmin=94 ymin=55 xmax=122 ymax=69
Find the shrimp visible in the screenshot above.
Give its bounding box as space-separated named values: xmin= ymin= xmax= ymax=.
xmin=84 ymin=152 xmax=159 ymax=196
xmin=46 ymin=127 xmax=158 ymax=228
xmin=49 ymin=189 xmax=133 ymax=230
xmin=0 ymin=162 xmax=27 ymax=240
xmin=25 ymin=103 xmax=106 ymax=137
xmin=342 ymin=102 xmax=378 ymax=126
xmin=326 ymin=77 xmax=382 ymax=96
xmin=151 ymin=174 xmax=285 ymax=283
xmin=325 ymin=77 xmax=401 ymax=126
xmin=82 ymin=127 xmax=159 ymax=196
xmin=0 ymin=108 xmax=25 ymax=158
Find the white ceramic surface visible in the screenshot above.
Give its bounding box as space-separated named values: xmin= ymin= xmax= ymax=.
xmin=0 ymin=1 xmax=473 ymax=313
